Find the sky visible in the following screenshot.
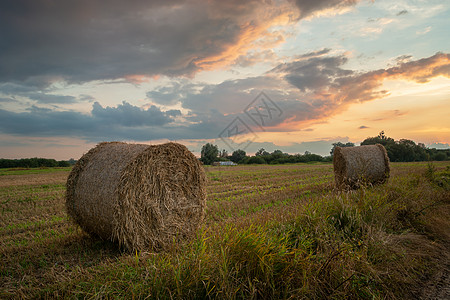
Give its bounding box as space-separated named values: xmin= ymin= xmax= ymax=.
xmin=0 ymin=0 xmax=449 ymax=159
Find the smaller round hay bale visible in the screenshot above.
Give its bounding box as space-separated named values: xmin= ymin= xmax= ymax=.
xmin=66 ymin=142 xmax=206 ymax=251
xmin=333 ymin=144 xmax=390 ymax=189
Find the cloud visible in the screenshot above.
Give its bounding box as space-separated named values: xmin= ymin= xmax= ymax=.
xmin=367 ymin=52 xmax=450 ymax=83
xmin=273 ymin=55 xmax=353 ymax=92
xmin=370 ymin=110 xmax=406 ymax=122
xmin=0 ymin=102 xmax=181 ymax=140
xmin=146 ymin=80 xmax=196 ymax=106
xmin=416 ymin=26 xmax=432 ymax=35
xmin=395 ymin=55 xmax=413 ymax=64
xmin=428 ymin=142 xmax=450 ymax=149
xmin=148 ymin=51 xmax=449 ymax=135
xmin=26 ymin=93 xmax=78 ymax=104
xmin=0 ymin=0 xmax=367 ymax=87
xmin=0 ymin=82 xmax=93 ymax=104
xmin=396 ymin=10 xmax=408 ymax=16
xmin=327 ymin=52 xmax=450 ymax=109
xmin=234 ymin=50 xmax=279 ymax=68
xmin=0 ymin=0 xmax=287 ymax=86
xmin=0 ymin=97 xmax=16 ymax=103
xmin=91 ymin=101 xmax=176 ymax=127
xmin=291 ymin=0 xmax=359 ymax=18
xmin=1 ymin=52 xmax=448 ymax=144
xmin=358 ymin=125 xmax=369 ymax=129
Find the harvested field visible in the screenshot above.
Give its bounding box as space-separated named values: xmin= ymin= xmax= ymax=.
xmin=1 ymin=162 xmax=449 ymax=299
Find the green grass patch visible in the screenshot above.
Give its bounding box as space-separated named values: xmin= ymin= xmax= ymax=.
xmin=0 ymin=167 xmax=72 ymax=176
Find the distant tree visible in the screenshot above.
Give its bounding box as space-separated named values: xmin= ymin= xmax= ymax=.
xmin=303 ymin=153 xmax=324 ymax=162
xmin=255 ymin=148 xmax=269 ymax=156
xmin=200 ymin=143 xmax=219 ymax=165
xmin=271 ymin=149 xmax=284 ymax=159
xmin=247 ymin=156 xmax=266 ymax=164
xmin=361 ymin=132 xmax=433 ymax=162
xmin=219 ymin=149 xmax=228 ymax=158
xmin=330 ymin=142 xmax=355 ymax=156
xmin=361 ymin=131 xmax=395 ymax=147
xmin=58 ymin=160 xmax=71 ymax=167
xmin=0 ymin=158 xmax=68 ymax=168
xmin=230 ymin=149 xmax=246 ymax=163
xmin=433 ymin=152 xmax=447 ymax=161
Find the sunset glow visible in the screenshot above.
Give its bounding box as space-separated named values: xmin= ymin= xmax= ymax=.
xmin=0 ymin=0 xmax=449 ymax=159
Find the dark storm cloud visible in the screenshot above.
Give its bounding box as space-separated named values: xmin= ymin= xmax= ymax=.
xmin=0 ymin=0 xmax=268 ymax=85
xmin=358 ymin=125 xmax=369 ymax=129
xmin=0 ymin=0 xmax=364 ymax=87
xmin=396 ymin=10 xmax=408 ymax=16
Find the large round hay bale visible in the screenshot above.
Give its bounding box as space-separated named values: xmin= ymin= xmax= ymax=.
xmin=333 ymin=144 xmax=390 ymax=189
xmin=66 ymin=142 xmax=206 ymax=251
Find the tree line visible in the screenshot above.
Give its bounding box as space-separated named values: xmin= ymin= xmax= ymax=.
xmin=200 ymin=132 xmax=450 ymax=165
xmin=359 ymin=131 xmax=449 ymax=162
xmin=200 ymin=144 xmax=331 ymax=165
xmin=0 ymin=158 xmax=76 ymax=169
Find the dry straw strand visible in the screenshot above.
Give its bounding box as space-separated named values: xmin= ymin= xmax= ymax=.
xmin=66 ymin=142 xmax=206 ymax=251
xmin=333 ymin=144 xmax=390 ymax=189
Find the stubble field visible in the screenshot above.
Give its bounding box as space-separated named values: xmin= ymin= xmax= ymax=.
xmin=1 ymin=162 xmax=449 ymax=299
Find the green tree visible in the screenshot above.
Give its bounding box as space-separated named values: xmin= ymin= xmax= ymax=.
xmin=200 ymin=143 xmax=219 ymax=165
xmin=330 ymin=142 xmax=355 ymax=156
xmin=219 ymin=149 xmax=228 ymax=158
xmin=433 ymin=152 xmax=447 ymax=161
xmin=361 ymin=132 xmax=433 ymax=162
xmin=255 ymin=148 xmax=269 ymax=156
xmin=57 ymin=160 xmax=71 ymax=167
xmin=361 ymin=131 xmax=395 ymax=147
xmin=230 ymin=149 xmax=246 ymax=163
xmin=247 ymin=156 xmax=266 ymax=164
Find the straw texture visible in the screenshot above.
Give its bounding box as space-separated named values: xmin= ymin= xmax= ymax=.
xmin=66 ymin=142 xmax=206 ymax=251
xmin=333 ymin=144 xmax=390 ymax=189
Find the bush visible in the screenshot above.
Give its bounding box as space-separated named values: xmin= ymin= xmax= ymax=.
xmin=246 ymin=156 xmax=266 ymax=164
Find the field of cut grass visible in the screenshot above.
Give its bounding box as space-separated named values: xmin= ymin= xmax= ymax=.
xmin=0 ymin=162 xmax=449 ymax=299
xmin=0 ymin=167 xmax=72 ymax=176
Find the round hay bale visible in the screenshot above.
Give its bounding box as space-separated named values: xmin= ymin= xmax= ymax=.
xmin=333 ymin=144 xmax=390 ymax=189
xmin=66 ymin=142 xmax=206 ymax=251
